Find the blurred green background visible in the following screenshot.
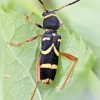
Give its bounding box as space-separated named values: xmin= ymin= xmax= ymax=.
xmin=0 ymin=0 xmax=100 ymax=100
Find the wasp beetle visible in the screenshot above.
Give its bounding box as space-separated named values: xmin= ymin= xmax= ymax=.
xmin=8 ymin=0 xmax=80 ymax=100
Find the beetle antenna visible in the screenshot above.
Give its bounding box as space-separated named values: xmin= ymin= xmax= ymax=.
xmin=38 ymin=0 xmax=48 ymax=12
xmin=53 ymin=0 xmax=80 ymax=12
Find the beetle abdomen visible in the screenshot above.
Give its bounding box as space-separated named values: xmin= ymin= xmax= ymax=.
xmin=40 ymin=31 xmax=61 ymax=86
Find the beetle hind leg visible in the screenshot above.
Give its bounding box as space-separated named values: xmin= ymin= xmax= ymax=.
xmin=59 ymin=52 xmax=78 ymax=90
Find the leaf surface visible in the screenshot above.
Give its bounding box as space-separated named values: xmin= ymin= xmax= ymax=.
xmin=1 ymin=10 xmax=95 ymax=100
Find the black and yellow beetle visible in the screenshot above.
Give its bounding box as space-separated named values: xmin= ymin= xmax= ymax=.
xmin=8 ymin=0 xmax=80 ymax=100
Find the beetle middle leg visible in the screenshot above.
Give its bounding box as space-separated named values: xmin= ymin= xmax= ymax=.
xmin=7 ymin=35 xmax=42 ymax=46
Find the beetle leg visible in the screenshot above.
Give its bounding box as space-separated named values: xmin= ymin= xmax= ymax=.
xmin=59 ymin=52 xmax=78 ymax=90
xmin=7 ymin=35 xmax=42 ymax=46
xmin=60 ymin=22 xmax=64 ymax=26
xmin=30 ymin=54 xmax=41 ymax=100
xmin=25 ymin=15 xmax=44 ymax=29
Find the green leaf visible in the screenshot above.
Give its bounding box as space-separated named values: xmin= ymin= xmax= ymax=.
xmin=1 ymin=9 xmax=95 ymax=100
xmin=0 ymin=8 xmax=5 ymax=100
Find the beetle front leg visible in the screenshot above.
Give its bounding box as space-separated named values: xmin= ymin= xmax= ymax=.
xmin=25 ymin=15 xmax=44 ymax=29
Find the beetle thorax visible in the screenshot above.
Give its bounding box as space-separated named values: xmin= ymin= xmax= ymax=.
xmin=42 ymin=11 xmax=60 ymax=30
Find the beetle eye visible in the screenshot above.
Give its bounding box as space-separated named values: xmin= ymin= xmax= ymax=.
xmin=42 ymin=12 xmax=46 ymax=16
